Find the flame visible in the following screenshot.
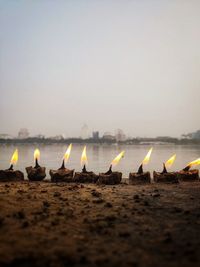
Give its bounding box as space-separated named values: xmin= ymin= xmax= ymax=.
xmin=165 ymin=154 xmax=176 ymax=168
xmin=81 ymin=146 xmax=88 ymax=167
xmin=111 ymin=151 xmax=125 ymax=167
xmin=10 ymin=149 xmax=18 ymax=165
xmin=34 ymin=148 xmax=40 ymax=161
xmin=64 ymin=143 xmax=72 ymax=163
xmin=142 ymin=147 xmax=153 ymax=165
xmin=187 ymin=158 xmax=200 ymax=169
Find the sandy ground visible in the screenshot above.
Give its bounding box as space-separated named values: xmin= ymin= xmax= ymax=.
xmin=0 ymin=181 xmax=200 ymax=267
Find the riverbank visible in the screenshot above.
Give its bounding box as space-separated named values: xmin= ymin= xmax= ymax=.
xmin=1 ymin=137 xmax=200 ymax=145
xmin=0 ymin=181 xmax=200 ymax=267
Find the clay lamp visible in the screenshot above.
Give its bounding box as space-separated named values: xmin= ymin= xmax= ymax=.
xmin=153 ymin=154 xmax=178 ymax=183
xmin=129 ymin=148 xmax=152 ymax=185
xmin=0 ymin=149 xmax=24 ymax=182
xmin=50 ymin=144 xmax=74 ymax=182
xmin=74 ymin=146 xmax=98 ymax=183
xmin=98 ymin=151 xmax=125 ymax=185
xmin=26 ymin=149 xmax=46 ymax=181
xmin=177 ymin=158 xmax=200 ymax=182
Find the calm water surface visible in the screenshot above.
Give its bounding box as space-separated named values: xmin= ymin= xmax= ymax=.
xmin=0 ymin=144 xmax=200 ymax=178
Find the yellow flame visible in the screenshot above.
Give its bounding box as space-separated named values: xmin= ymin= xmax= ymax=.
xmin=111 ymin=151 xmax=125 ymax=167
xmin=10 ymin=149 xmax=18 ymax=165
xmin=81 ymin=146 xmax=88 ymax=167
xmin=142 ymin=148 xmax=153 ymax=165
xmin=187 ymin=158 xmax=200 ymax=168
xmin=34 ymin=148 xmax=40 ymax=161
xmin=64 ymin=143 xmax=72 ymax=163
xmin=165 ymin=154 xmax=176 ymax=168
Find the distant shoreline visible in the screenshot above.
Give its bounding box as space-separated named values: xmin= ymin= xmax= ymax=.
xmin=0 ymin=138 xmax=200 ymax=145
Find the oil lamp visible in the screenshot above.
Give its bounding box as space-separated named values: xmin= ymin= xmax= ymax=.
xmin=129 ymin=148 xmax=152 ymax=184
xmin=177 ymin=158 xmax=200 ymax=181
xmin=74 ymin=146 xmax=99 ymax=183
xmin=49 ymin=144 xmax=74 ymax=182
xmin=153 ymin=154 xmax=178 ymax=183
xmin=0 ymin=149 xmax=24 ymax=182
xmin=98 ymin=151 xmax=125 ymax=185
xmin=26 ymin=149 xmax=46 ymax=181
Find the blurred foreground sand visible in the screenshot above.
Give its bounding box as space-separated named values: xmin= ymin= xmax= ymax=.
xmin=0 ymin=181 xmax=200 ymax=267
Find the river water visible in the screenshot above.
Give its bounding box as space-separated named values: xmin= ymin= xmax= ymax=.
xmin=0 ymin=144 xmax=200 ymax=178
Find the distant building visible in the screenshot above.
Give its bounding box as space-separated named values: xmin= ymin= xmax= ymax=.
xmin=0 ymin=134 xmax=13 ymax=139
xmin=34 ymin=134 xmax=45 ymax=139
xmin=81 ymin=124 xmax=89 ymax=139
xmin=102 ymin=132 xmax=116 ymax=141
xmin=181 ymin=134 xmax=192 ymax=139
xmin=49 ymin=135 xmax=64 ymax=141
xmin=192 ymin=130 xmax=200 ymax=139
xmin=18 ymin=128 xmax=29 ymax=139
xmin=182 ymin=129 xmax=200 ymax=140
xmin=92 ymin=131 xmax=99 ymax=140
xmin=115 ymin=129 xmax=126 ymax=142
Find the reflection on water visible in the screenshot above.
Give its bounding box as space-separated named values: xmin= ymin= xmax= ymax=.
xmin=0 ymin=144 xmax=200 ymax=178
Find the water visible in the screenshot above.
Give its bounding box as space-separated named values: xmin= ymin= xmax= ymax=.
xmin=0 ymin=144 xmax=200 ymax=178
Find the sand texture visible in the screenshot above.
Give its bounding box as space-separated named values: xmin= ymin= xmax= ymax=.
xmin=0 ymin=181 xmax=200 ymax=267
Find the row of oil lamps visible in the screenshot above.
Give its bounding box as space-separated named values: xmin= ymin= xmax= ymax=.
xmin=0 ymin=145 xmax=200 ymax=184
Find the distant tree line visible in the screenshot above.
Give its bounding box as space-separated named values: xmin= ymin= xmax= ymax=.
xmin=0 ymin=137 xmax=200 ymax=145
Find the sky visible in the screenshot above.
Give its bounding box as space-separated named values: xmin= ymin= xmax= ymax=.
xmin=0 ymin=0 xmax=200 ymax=138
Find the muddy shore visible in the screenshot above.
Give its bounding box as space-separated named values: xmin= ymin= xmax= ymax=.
xmin=0 ymin=181 xmax=200 ymax=267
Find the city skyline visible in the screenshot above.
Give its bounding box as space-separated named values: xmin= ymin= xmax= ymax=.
xmin=1 ymin=125 xmax=200 ymax=140
xmin=1 ymin=125 xmax=127 ymax=139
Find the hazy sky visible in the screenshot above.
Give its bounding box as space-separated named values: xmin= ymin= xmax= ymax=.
xmin=0 ymin=0 xmax=200 ymax=138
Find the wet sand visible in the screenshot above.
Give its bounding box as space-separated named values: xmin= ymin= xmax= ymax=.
xmin=0 ymin=181 xmax=200 ymax=267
